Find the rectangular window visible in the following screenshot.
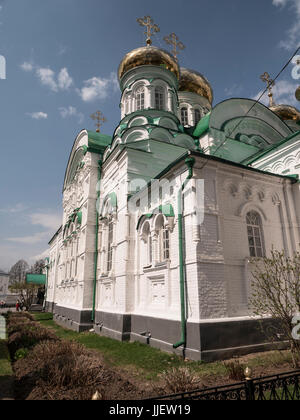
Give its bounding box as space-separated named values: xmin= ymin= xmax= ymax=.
xmin=163 ymin=229 xmax=170 ymax=260
xmin=107 ymin=221 xmax=114 ymax=272
xmin=155 ymin=90 xmax=164 ymax=110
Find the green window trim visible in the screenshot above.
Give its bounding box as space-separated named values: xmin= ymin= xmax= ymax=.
xmin=136 ymin=204 xmax=175 ymax=230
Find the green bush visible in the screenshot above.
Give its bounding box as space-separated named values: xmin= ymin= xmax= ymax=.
xmin=14 ymin=348 xmax=29 ymax=361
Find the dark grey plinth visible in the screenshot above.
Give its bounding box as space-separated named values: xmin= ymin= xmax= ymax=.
xmin=45 ymin=301 xmax=55 ymax=313
xmin=53 ymin=305 xmax=93 ymax=332
xmin=52 ymin=305 xmax=287 ymax=361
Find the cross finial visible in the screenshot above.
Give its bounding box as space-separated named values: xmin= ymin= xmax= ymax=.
xmin=90 ymin=111 xmax=107 ymax=133
xmin=137 ymin=16 xmax=160 ymax=46
xmin=164 ymin=33 xmax=185 ymax=62
xmin=260 ymin=72 xmax=276 ymax=107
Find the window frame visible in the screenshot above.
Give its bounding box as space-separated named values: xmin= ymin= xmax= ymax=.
xmin=135 ymin=86 xmax=145 ymax=111
xmin=246 ymin=211 xmax=265 ymax=258
xmin=181 ymin=107 xmax=189 ymax=126
xmin=155 ymin=86 xmax=165 ymax=110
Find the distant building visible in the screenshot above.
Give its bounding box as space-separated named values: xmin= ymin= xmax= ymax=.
xmin=0 ymin=270 xmax=9 ymax=300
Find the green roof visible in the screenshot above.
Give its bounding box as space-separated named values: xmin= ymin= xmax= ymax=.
xmin=193 ymin=112 xmax=211 ymax=138
xmin=243 ymin=130 xmax=300 ymax=166
xmin=26 ymin=274 xmax=46 ymax=285
xmin=87 ymin=131 xmax=112 ymax=153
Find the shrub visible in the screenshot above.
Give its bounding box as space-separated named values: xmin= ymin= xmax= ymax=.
xmin=8 ymin=312 xmax=34 ymax=321
xmin=159 ymin=367 xmax=202 ymax=394
xmin=14 ymin=340 xmax=140 ymax=400
xmin=7 ymin=318 xmax=33 ymax=335
xmin=8 ymin=324 xmax=58 ymax=357
xmin=223 ymin=360 xmax=246 ymax=381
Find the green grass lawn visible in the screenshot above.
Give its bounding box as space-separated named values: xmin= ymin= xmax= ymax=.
xmin=0 ymin=339 xmax=13 ymax=400
xmin=0 ymin=340 xmax=12 ymax=377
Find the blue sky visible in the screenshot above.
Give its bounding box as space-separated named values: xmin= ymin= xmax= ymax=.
xmin=0 ymin=0 xmax=299 ymax=271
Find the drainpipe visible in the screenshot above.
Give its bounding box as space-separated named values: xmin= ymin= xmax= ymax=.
xmin=92 ymin=156 xmax=103 ymax=322
xmin=173 ymin=156 xmax=195 ymax=349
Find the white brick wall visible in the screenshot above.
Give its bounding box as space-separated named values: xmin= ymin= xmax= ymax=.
xmin=48 ymin=134 xmax=300 ymax=327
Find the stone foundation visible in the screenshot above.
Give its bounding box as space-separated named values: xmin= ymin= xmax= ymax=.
xmin=50 ymin=305 xmax=287 ymax=361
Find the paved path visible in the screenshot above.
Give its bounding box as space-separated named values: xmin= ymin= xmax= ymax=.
xmin=0 ymin=308 xmax=15 ymax=314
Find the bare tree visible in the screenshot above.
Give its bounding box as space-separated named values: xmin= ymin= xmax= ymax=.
xmin=250 ymin=250 xmax=300 ymax=367
xmin=30 ymin=259 xmax=45 ymax=274
xmin=9 ymin=281 xmax=40 ymax=311
xmin=9 ymin=260 xmax=29 ymax=284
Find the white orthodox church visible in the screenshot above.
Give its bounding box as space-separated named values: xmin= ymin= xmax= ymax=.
xmin=45 ymin=29 xmax=300 ymax=361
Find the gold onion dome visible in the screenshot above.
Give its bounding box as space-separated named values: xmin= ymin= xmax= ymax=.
xmin=179 ymin=68 xmax=213 ymax=104
xmin=269 ymin=104 xmax=300 ymax=122
xmin=118 ymin=46 xmax=180 ymax=80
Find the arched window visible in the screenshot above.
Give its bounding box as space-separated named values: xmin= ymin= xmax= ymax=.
xmin=107 ymin=219 xmax=114 ymax=272
xmin=194 ymin=109 xmax=201 ymax=125
xmin=156 ymin=216 xmax=170 ymax=263
xmin=136 ymin=87 xmax=145 ymax=111
xmin=181 ymin=107 xmax=189 ymax=126
xmin=246 ymin=211 xmax=265 ymax=257
xmin=155 ymin=86 xmax=164 ymax=110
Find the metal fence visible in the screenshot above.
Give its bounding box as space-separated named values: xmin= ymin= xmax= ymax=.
xmin=147 ymin=370 xmax=300 ymax=401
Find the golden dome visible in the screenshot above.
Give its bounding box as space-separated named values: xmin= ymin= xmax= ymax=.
xmin=296 ymin=86 xmax=300 ymax=102
xmin=118 ymin=46 xmax=180 ymax=80
xmin=179 ymin=68 xmax=213 ymax=104
xmin=270 ymin=104 xmax=300 ymax=122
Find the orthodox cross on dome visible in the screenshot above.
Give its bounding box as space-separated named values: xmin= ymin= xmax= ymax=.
xmin=90 ymin=111 xmax=107 ymax=133
xmin=260 ymin=72 xmax=276 ymax=107
xmin=163 ymin=33 xmax=185 ymax=62
xmin=137 ymin=16 xmax=160 ymax=46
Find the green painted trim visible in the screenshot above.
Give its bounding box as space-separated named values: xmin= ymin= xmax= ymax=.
xmin=92 ymin=156 xmax=103 ymax=322
xmin=76 ymin=211 xmax=82 ymax=225
xmin=100 ymin=192 xmax=118 ymax=216
xmin=173 ymin=157 xmax=195 ymax=349
xmin=136 ymin=214 xmax=153 ymax=231
xmin=136 ymin=204 xmax=175 ymax=230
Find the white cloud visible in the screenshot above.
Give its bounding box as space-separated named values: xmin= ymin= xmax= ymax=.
xmin=59 ymin=106 xmax=84 ymax=124
xmin=6 ymin=212 xmax=62 ymax=245
xmin=35 ymin=66 xmax=73 ymax=92
xmin=253 ymin=79 xmax=299 ymax=106
xmin=36 ymin=67 xmax=58 ymax=92
xmin=20 ymin=62 xmax=34 ymax=72
xmin=6 ymin=231 xmax=50 ymax=245
xmin=0 ymin=203 xmax=28 ymax=214
xmin=272 ymin=0 xmax=300 ymax=50
xmin=30 ymin=212 xmax=62 ymax=231
xmin=27 ymin=111 xmax=48 ymax=120
xmin=31 ymin=249 xmax=49 ymax=261
xmin=77 ymin=72 xmax=119 ymax=102
xmin=58 ymin=68 xmax=73 ymax=90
